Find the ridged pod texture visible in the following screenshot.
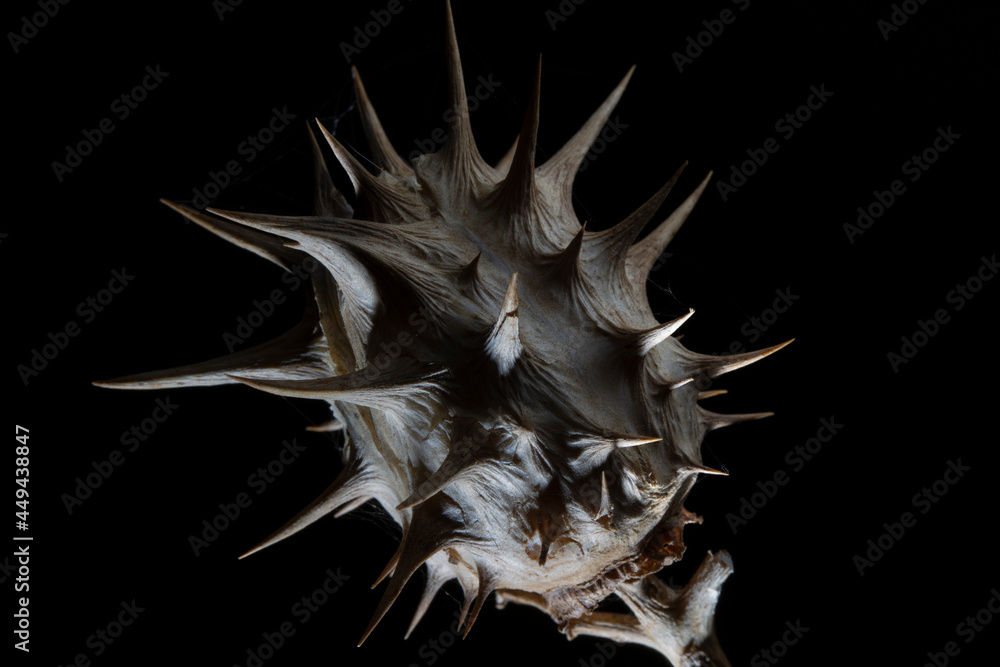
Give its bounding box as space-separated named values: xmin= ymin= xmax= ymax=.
xmin=98 ymin=3 xmax=790 ymax=665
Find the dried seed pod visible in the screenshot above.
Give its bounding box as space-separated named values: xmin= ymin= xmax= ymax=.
xmin=97 ymin=2 xmax=790 ymax=664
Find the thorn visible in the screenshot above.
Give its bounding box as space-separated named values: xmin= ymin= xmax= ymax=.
xmin=237 ymin=460 xmax=371 ymax=559
xmin=357 ymin=534 xmax=443 ymax=646
xmin=700 ymin=409 xmax=775 ymax=430
xmin=444 ymin=0 xmax=468 ymax=136
xmin=538 ymin=66 xmax=635 ymax=201
xmin=634 ymin=308 xmax=694 ymax=355
xmin=404 ymin=567 xmax=449 ymax=639
xmin=613 ymin=435 xmax=663 ymax=448
xmin=551 ymin=223 xmax=585 ymax=278
xmin=568 ymin=433 xmax=661 ymax=473
xmin=428 ymin=0 xmax=493 ymax=195
xmin=484 ymin=273 xmax=522 ymax=375
xmin=587 ymin=163 xmax=687 ymax=267
xmin=333 ymin=496 xmax=371 ymax=518
xmin=225 ymin=361 xmax=447 ymax=414
xmin=160 ymin=198 xmax=298 ymax=270
xmin=627 ymin=170 xmax=713 ymax=284
xmin=351 ymin=65 xmax=413 ymax=177
xmin=697 ymin=389 xmax=728 ymax=400
xmin=399 ymin=420 xmax=496 ymax=510
xmin=314 ymin=119 xmax=420 ymax=222
xmin=594 ymin=471 xmax=612 ymax=520
xmin=372 ymin=549 xmax=400 ymax=589
xmin=93 ymin=296 xmax=327 ymax=391
xmin=314 ymin=118 xmax=379 ymax=196
xmin=458 ymin=251 xmax=482 ymax=285
xmin=494 ymin=136 xmax=518 ymax=174
xmin=682 ymin=464 xmax=729 ymax=477
xmin=462 ymin=567 xmax=494 ymax=638
xmin=496 ymin=56 xmax=542 ymax=216
xmin=538 ymin=541 xmax=550 ymax=567
xmin=306 ymin=418 xmax=343 ymax=432
xmin=305 ymin=125 xmax=354 ymax=218
xmin=696 ymin=339 xmax=794 ymax=378
xmin=569 ymin=433 xmax=663 ymax=449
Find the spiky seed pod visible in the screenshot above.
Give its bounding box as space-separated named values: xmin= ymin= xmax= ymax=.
xmin=96 ymin=2 xmax=791 ymax=665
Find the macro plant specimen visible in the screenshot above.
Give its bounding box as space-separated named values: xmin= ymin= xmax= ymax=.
xmin=97 ymin=2 xmax=790 ymax=665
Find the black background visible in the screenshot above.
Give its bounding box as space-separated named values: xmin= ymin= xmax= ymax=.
xmin=7 ymin=0 xmax=998 ymax=665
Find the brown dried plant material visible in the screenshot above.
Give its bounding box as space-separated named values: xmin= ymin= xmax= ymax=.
xmin=97 ymin=3 xmax=790 ymax=664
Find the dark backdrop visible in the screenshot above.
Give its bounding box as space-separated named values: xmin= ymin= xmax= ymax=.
xmin=8 ymin=1 xmax=997 ymax=665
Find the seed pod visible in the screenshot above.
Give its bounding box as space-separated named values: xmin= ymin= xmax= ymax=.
xmin=96 ymin=2 xmax=791 ymax=664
